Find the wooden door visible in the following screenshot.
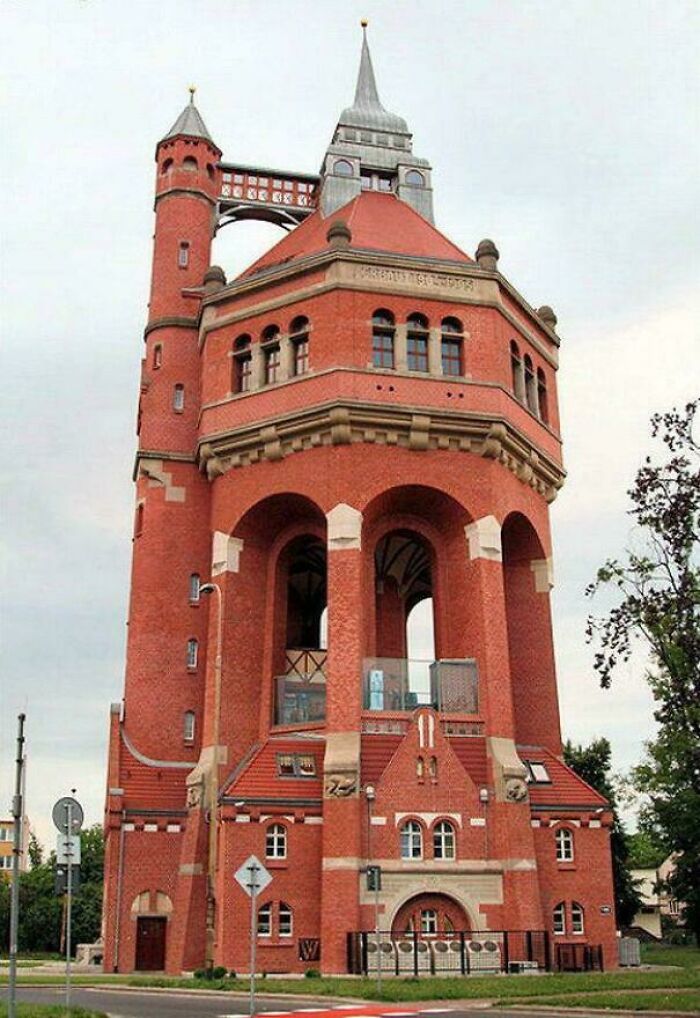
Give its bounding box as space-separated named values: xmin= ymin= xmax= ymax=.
xmin=135 ymin=916 xmax=166 ymax=971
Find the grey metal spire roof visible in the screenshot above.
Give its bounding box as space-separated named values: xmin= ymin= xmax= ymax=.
xmin=161 ymin=88 xmax=214 ymax=143
xmin=338 ymin=25 xmax=409 ymax=134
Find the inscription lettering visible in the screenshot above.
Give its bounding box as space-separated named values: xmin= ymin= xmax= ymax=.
xmin=355 ymin=264 xmax=475 ymax=293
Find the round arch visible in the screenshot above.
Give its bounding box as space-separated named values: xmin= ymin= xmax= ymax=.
xmin=388 ymin=887 xmax=478 ymax=936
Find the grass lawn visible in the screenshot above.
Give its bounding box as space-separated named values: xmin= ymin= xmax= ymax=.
xmin=0 ymin=1007 xmax=107 ymax=1017
xmin=519 ymin=989 xmax=700 ymax=1012
xmin=641 ymin=944 xmax=700 ymax=970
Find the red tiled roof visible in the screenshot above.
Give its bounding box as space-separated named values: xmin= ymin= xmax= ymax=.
xmin=119 ymin=730 xmax=188 ymax=812
xmin=240 ymin=192 xmax=472 ymax=278
xmin=361 ymin=734 xmax=404 ymax=784
xmin=225 ymin=738 xmax=325 ymax=800
xmin=447 ymin=736 xmax=489 ymax=786
xmin=520 ymin=746 xmax=610 ymax=809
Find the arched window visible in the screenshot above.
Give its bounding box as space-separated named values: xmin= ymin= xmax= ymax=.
xmin=553 ymin=901 xmax=566 ymax=935
xmin=262 ymin=325 xmax=281 ymax=385
xmin=187 ymin=638 xmax=198 ymax=669
xmin=372 ymin=309 xmax=395 ymax=369
xmin=206 ymin=163 xmax=215 ymax=180
xmin=510 ymin=341 xmax=525 ymax=402
xmin=161 ymin=158 xmax=173 ymax=174
xmin=279 ymin=902 xmax=293 ymax=937
xmin=173 ymin=384 xmax=185 ymax=412
xmin=555 ymin=827 xmax=574 ymax=862
xmin=405 ymin=170 xmax=425 ymax=187
xmin=182 ymin=156 xmax=198 ymax=171
xmin=433 ymin=820 xmax=456 ymax=860
xmin=178 ymin=241 xmax=190 ymax=268
xmin=420 ymin=908 xmax=437 ymax=934
xmin=189 ymin=573 xmax=200 ymax=604
xmin=416 ymin=755 xmax=424 ymax=779
xmin=537 ymin=367 xmax=549 ymax=424
xmin=290 ymin=316 xmax=309 ymax=377
xmin=233 ymin=334 xmax=252 ymax=393
xmin=441 ymin=317 xmax=463 ymax=376
xmin=334 ymin=159 xmax=354 ymax=177
xmin=407 ymin=313 xmax=429 ymax=372
xmin=265 ymin=823 xmax=287 ymax=859
xmin=183 ymin=711 xmax=195 ymax=742
xmin=400 ymin=820 xmax=423 ymax=859
xmin=571 ymin=902 xmax=585 ymax=935
xmin=524 ymin=355 xmax=538 ymax=414
xmin=257 ymin=902 xmax=272 ymax=936
xmin=152 ymin=344 xmax=163 ymax=370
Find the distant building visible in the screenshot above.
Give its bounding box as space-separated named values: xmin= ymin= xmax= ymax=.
xmin=0 ymin=817 xmax=29 ymax=879
xmin=629 ymin=856 xmax=684 ymax=940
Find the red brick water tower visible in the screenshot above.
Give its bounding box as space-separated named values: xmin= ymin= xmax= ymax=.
xmin=102 ymin=28 xmax=617 ymax=977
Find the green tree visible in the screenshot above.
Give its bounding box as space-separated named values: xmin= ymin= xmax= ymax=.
xmin=27 ymin=828 xmax=43 ymax=869
xmin=563 ymin=737 xmax=641 ymax=927
xmin=626 ymin=829 xmax=666 ymax=870
xmin=586 ymin=399 xmax=700 ymax=943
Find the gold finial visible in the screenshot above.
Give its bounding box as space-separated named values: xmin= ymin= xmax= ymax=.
xmin=361 ymin=18 xmax=368 ymax=28
xmin=188 ymin=85 xmax=196 ymax=103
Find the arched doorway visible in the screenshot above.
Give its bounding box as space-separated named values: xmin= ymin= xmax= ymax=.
xmin=392 ymin=893 xmax=470 ymax=937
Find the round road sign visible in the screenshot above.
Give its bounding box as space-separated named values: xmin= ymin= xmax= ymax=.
xmin=52 ymin=796 xmax=84 ymax=835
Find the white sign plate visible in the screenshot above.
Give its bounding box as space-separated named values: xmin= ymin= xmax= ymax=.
xmin=56 ymin=833 xmax=81 ymax=865
xmin=234 ymin=854 xmax=272 ymax=897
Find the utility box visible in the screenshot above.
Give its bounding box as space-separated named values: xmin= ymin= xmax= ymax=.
xmin=619 ymin=937 xmax=641 ymax=967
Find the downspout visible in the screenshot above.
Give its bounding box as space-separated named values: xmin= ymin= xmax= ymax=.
xmin=113 ymin=811 xmax=127 ymax=972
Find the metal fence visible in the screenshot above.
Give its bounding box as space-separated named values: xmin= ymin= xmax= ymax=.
xmin=348 ymin=930 xmax=552 ymax=976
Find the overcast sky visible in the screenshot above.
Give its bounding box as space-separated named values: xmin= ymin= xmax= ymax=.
xmin=1 ymin=1 xmax=699 ymax=850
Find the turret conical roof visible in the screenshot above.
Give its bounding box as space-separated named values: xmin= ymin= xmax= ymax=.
xmin=161 ymin=88 xmax=214 ymax=144
xmin=338 ymin=25 xmax=409 ymax=134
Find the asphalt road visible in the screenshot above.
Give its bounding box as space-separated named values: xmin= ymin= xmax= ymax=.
xmin=4 ymin=986 xmax=567 ymax=1018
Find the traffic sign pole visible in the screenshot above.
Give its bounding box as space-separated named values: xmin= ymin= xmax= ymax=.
xmin=249 ymin=861 xmax=258 ymax=1017
xmin=8 ymin=713 xmax=26 ymax=1018
xmin=65 ymin=797 xmax=73 ymax=1014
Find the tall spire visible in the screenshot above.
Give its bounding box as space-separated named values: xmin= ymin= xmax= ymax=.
xmin=339 ymin=22 xmax=408 ymax=134
xmin=161 ymin=87 xmax=215 ymax=144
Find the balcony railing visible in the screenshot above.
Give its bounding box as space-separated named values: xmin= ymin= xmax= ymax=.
xmin=275 ymin=649 xmax=326 ymax=725
xmin=363 ymin=658 xmax=478 ymax=714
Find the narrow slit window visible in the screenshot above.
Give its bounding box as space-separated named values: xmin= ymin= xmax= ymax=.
xmin=173 ymin=384 xmax=185 ymax=412
xmin=189 ymin=573 xmax=200 ymax=603
xmin=510 ymin=340 xmax=525 ymax=402
xmin=178 ymin=242 xmax=190 ymax=269
xmin=524 ymin=355 xmax=539 ymax=414
xmin=153 ymin=344 xmax=163 ymax=370
xmin=187 ymin=638 xmax=198 ymax=669
xmin=183 ymin=710 xmax=195 ymax=742
xmin=537 ymin=367 xmax=549 ymax=424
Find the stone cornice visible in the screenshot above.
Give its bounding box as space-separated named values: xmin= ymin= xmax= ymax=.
xmin=197 ymin=399 xmax=566 ymax=502
xmin=144 ymin=316 xmax=199 ymax=338
xmin=200 ymin=248 xmax=560 ymax=368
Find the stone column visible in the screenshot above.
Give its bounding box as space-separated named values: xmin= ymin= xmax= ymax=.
xmin=250 ymin=344 xmax=265 ymax=390
xmin=394 ymin=323 xmax=408 ymax=372
xmin=320 ymin=503 xmax=365 ymax=972
xmin=428 ymin=326 xmax=442 ymax=376
xmin=278 ymin=333 xmax=294 ymax=382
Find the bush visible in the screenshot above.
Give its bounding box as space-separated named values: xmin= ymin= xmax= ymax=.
xmin=228 ymin=969 xmax=237 ymax=979
xmin=304 ymin=968 xmax=320 ymax=978
xmin=212 ymin=966 xmax=227 ymax=979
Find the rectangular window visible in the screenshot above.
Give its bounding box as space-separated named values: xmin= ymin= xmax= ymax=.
xmin=441 ymin=339 xmax=462 ymax=376
xmin=279 ymin=905 xmax=293 ymax=937
xmin=293 ymin=339 xmax=308 ymax=376
xmin=187 ymin=639 xmax=198 ymax=669
xmin=372 ymin=332 xmax=394 ymax=369
xmin=178 ymin=242 xmax=190 ymax=269
xmin=407 ymin=336 xmax=428 ymax=372
xmin=189 ymin=574 xmax=200 ymax=603
xmin=277 ymin=754 xmax=296 ymax=777
xmin=173 ymin=384 xmax=185 ymax=412
xmin=257 ymin=906 xmax=271 ymax=936
xmin=183 ymin=712 xmax=195 ymax=742
xmin=553 ymin=903 xmax=566 ymax=935
xmin=264 ymin=345 xmax=280 ymax=384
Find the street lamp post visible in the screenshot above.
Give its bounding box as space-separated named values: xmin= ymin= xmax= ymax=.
xmin=365 ymin=784 xmax=382 ymax=995
xmin=199 ymin=581 xmax=223 ymax=970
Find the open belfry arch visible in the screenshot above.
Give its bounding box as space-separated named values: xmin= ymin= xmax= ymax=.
xmin=103 ymin=23 xmax=617 ymax=976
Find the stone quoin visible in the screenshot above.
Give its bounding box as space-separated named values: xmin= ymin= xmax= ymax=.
xmin=102 ymin=27 xmax=617 ymax=976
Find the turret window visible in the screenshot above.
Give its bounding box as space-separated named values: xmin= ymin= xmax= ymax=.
xmin=290 ymin=316 xmax=310 ymax=377
xmin=182 ymin=156 xmax=198 ymax=171
xmin=152 ymin=344 xmax=163 ymax=370
xmin=372 ymin=309 xmax=395 ymax=369
xmin=161 ymin=158 xmax=173 ymax=174
xmin=407 ymin=313 xmax=429 ymax=372
xmin=187 ymin=638 xmax=199 ymax=670
xmin=183 ymin=711 xmax=195 ymax=742
xmin=173 ymin=384 xmax=185 ymax=412
xmin=233 ymin=335 xmax=252 ymax=393
xmin=405 ymin=170 xmax=425 ymax=187
xmin=178 ymin=242 xmax=190 ymax=269
xmin=189 ymin=573 xmax=200 ymax=604
xmin=334 ymin=159 xmax=354 ymax=177
xmin=441 ymin=317 xmax=463 ymax=376
xmin=537 ymin=368 xmax=549 ymax=424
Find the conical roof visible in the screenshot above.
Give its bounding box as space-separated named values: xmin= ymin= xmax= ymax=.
xmin=161 ymin=89 xmax=214 ymax=144
xmin=338 ymin=25 xmax=409 ymax=134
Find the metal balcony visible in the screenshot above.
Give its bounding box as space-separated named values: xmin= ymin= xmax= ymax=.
xmin=362 ymin=658 xmax=478 ymax=714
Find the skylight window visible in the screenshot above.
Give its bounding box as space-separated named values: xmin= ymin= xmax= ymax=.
xmin=525 ymin=761 xmax=551 ymax=784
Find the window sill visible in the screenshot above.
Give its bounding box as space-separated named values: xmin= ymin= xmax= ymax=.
xmin=266 ymin=860 xmax=288 ymax=870
xmin=557 ymin=862 xmax=576 ymax=871
xmin=187 ymin=666 xmax=198 ymax=674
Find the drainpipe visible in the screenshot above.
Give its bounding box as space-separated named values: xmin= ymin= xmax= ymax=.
xmin=113 ymin=811 xmax=127 ymax=972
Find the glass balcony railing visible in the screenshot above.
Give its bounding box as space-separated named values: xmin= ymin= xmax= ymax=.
xmin=275 ymin=649 xmax=326 ymax=725
xmin=363 ymin=657 xmax=478 ymax=714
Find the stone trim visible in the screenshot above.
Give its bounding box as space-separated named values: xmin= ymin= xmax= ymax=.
xmin=326 ymin=503 xmax=363 ymax=551
xmin=138 ymin=458 xmax=186 ymax=502
xmin=120 ymin=725 xmax=193 ymax=770
xmin=200 ymin=249 xmax=560 ymax=364
xmin=531 ymin=557 xmax=554 ymax=591
xmin=212 ymin=531 xmax=243 ymax=575
xmin=144 ymin=316 xmax=199 ymax=338
xmin=132 ymin=450 xmax=196 ymax=481
xmin=465 ymin=515 xmax=502 ymax=562
xmin=197 ymin=401 xmax=565 ymax=503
